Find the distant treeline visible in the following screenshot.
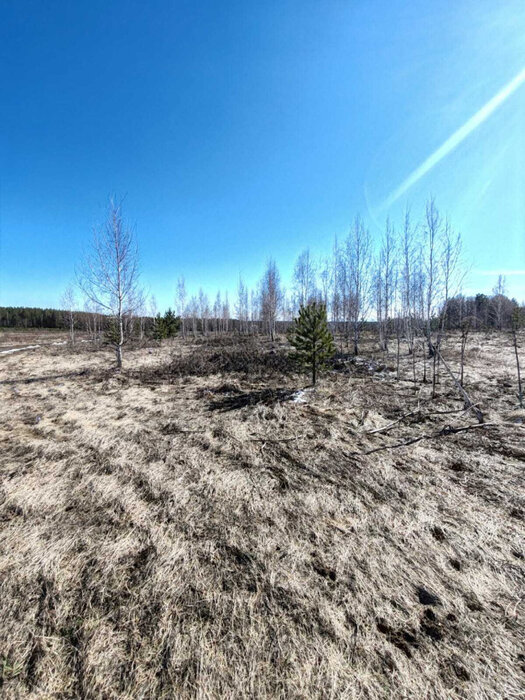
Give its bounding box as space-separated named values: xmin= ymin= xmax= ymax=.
xmin=1 ymin=294 xmax=522 ymax=333
xmin=0 ymin=306 xmax=151 ymax=333
xmin=0 ymin=306 xmax=91 ymax=329
xmin=444 ymin=293 xmax=524 ymax=331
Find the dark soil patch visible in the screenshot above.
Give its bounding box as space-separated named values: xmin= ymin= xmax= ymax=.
xmin=376 ymin=618 xmax=419 ymax=658
xmin=431 ymin=525 xmax=446 ymax=542
xmin=416 ymin=586 xmax=442 ymax=606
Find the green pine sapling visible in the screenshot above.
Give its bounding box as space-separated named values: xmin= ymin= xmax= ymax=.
xmin=288 ymin=302 xmax=335 ymax=386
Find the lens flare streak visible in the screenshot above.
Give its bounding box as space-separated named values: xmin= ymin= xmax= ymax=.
xmin=383 ymin=66 xmax=525 ymax=209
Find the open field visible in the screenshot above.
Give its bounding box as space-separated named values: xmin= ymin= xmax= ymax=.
xmin=0 ymin=330 xmax=83 ymax=354
xmin=0 ymin=331 xmax=524 ymax=698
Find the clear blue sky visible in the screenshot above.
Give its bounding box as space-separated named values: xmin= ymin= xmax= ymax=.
xmin=1 ymin=0 xmax=524 ymax=310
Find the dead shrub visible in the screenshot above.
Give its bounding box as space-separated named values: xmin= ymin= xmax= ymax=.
xmin=139 ymin=339 xmax=293 ymax=381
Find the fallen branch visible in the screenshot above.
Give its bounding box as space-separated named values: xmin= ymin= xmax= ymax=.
xmin=250 ymin=435 xmax=306 ymax=443
xmin=364 ymin=409 xmax=421 ymax=435
xmin=352 ymin=422 xmax=501 ymax=456
xmin=363 ymin=403 xmax=482 ymax=436
xmin=434 ymin=347 xmax=484 ymax=423
xmin=426 ymin=403 xmax=481 ymax=417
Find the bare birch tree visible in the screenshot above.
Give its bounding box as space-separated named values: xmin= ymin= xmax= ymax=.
xmin=61 ymin=284 xmax=77 ymax=346
xmin=84 ymin=300 xmax=102 ymax=344
xmin=187 ymin=296 xmax=198 ymax=338
xmin=440 ymin=220 xmax=463 ymax=331
xmin=319 ymin=256 xmax=330 ymax=308
xmin=136 ymin=298 xmax=148 ymax=342
xmin=222 ymin=292 xmax=230 ymax=333
xmin=293 ymin=249 xmax=317 ymax=312
xmin=345 ymin=216 xmax=372 ymax=355
xmin=213 ymin=291 xmax=221 ymax=334
xmin=400 ymin=209 xmax=419 ymax=355
xmin=236 ymin=277 xmax=249 ymax=334
xmin=260 ymin=259 xmax=281 ymax=341
xmin=176 ymin=276 xmax=187 ymax=337
xmin=374 ymin=220 xmax=397 ymax=352
xmin=328 ymin=237 xmax=343 ymax=347
xmin=492 ymin=275 xmax=507 ymax=331
xmin=197 ymin=289 xmax=209 ymax=336
xmin=281 ymin=287 xmax=294 ymax=323
xmin=250 ymin=289 xmax=259 ymax=334
xmin=149 ymin=295 xmax=158 ymax=322
xmin=78 ymin=198 xmax=142 ymax=368
xmin=379 ymin=219 xmax=397 ymax=351
xmin=423 ymin=198 xmax=442 ymax=356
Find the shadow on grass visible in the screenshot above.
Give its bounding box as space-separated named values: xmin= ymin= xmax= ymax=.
xmin=0 ymin=370 xmax=90 ymax=386
xmin=208 ymin=387 xmax=297 ymax=412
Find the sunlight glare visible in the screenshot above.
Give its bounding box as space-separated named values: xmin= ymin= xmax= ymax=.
xmin=382 ymin=65 xmax=525 ymax=209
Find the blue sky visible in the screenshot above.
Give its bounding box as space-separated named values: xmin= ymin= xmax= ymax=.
xmin=1 ymin=0 xmax=524 ymax=310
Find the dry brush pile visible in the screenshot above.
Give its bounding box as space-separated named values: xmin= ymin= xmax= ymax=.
xmin=0 ymin=333 xmax=523 ymax=699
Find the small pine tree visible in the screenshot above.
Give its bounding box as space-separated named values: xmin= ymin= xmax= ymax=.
xmin=152 ymin=313 xmax=166 ymax=340
xmin=104 ymin=318 xmax=121 ymax=346
xmin=151 ymin=309 xmax=181 ymax=340
xmin=163 ymin=308 xmax=181 ymax=337
xmin=288 ymin=302 xmax=335 ymax=385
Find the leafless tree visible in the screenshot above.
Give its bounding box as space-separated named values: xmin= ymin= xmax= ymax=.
xmin=344 ymin=216 xmax=372 ymax=355
xmin=213 ymin=291 xmax=221 ymax=334
xmin=459 ymin=318 xmax=471 ymax=387
xmin=511 ymin=311 xmax=523 ymax=408
xmin=281 ymin=287 xmax=294 ymax=323
xmin=149 ymin=295 xmax=158 ymax=321
xmin=176 ymin=276 xmax=187 ymax=337
xmin=375 ymin=219 xmax=397 ymax=352
xmin=423 ymin=197 xmax=442 ymax=357
xmin=260 ymin=259 xmax=281 ymax=341
xmin=293 ymin=249 xmax=317 ymax=312
xmin=61 ymin=284 xmax=77 ymax=346
xmin=382 ymin=219 xmax=397 ymax=351
xmin=187 ymin=295 xmax=198 ymax=338
xmin=250 ymin=289 xmax=259 ymax=335
xmin=440 ymin=220 xmax=463 ymax=331
xmin=236 ymin=277 xmax=249 ymax=334
xmin=83 ymin=300 xmax=102 ymax=344
xmin=492 ymin=275 xmax=507 ymax=331
xmin=319 ymin=256 xmax=330 ymax=308
xmin=374 ymin=265 xmax=384 ymax=350
xmin=327 ymin=237 xmax=343 ymax=347
xmin=222 ymin=292 xmax=230 ymax=333
xmin=78 ymin=198 xmax=142 ymax=368
xmin=431 ymin=219 xmax=462 ymax=395
xmin=136 ymin=298 xmax=148 ymax=342
xmin=399 ymin=209 xmax=418 ymax=354
xmin=198 ymin=288 xmax=209 ymax=336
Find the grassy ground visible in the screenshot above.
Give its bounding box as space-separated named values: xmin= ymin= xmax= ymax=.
xmin=0 ymin=329 xmax=75 ymax=352
xmin=0 ymin=331 xmax=523 ymax=698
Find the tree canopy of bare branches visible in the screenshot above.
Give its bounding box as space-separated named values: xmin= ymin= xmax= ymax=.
xmin=78 ymin=198 xmax=142 ymax=368
xmin=260 ymin=259 xmax=282 ymax=341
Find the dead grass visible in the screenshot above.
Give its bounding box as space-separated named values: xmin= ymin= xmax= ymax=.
xmin=0 ymin=331 xmax=523 ymax=698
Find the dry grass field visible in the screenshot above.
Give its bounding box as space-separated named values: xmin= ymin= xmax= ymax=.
xmin=0 ymin=331 xmax=524 ymax=699
xmin=0 ymin=330 xmax=76 ymax=353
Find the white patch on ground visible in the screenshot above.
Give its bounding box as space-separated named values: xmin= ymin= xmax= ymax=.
xmin=0 ymin=340 xmax=69 ymax=356
xmin=0 ymin=344 xmax=41 ymax=355
xmin=292 ymin=388 xmax=316 ymax=403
